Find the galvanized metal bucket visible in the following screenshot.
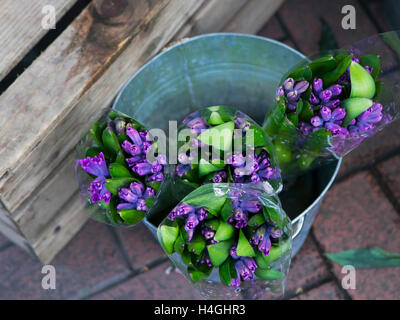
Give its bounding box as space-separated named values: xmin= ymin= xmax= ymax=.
xmin=112 ymin=33 xmax=341 ymax=257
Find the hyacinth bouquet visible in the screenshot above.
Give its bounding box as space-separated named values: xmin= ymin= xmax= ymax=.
xmin=157 ymin=183 xmax=292 ymax=299
xmin=263 ymin=31 xmax=400 ymax=177
xmin=75 ymin=110 xmax=168 ymax=226
xmin=174 ymin=106 xmax=282 ymax=193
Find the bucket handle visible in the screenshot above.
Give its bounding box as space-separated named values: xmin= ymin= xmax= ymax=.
xmin=291 ymin=215 xmax=304 ymax=240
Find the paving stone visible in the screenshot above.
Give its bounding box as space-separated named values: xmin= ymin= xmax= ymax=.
xmin=285 ymin=237 xmax=330 ymax=295
xmin=376 ymin=154 xmax=400 ymax=205
xmin=313 ymin=171 xmax=400 ymax=299
xmin=92 ymin=261 xmax=203 ymax=300
xmin=117 ymin=223 xmax=165 ymax=269
xmin=0 ymin=220 xmax=131 ymax=299
xmin=292 ymin=281 xmax=345 ymax=300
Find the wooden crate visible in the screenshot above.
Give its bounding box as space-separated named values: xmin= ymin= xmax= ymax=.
xmin=0 ymin=0 xmax=283 ymax=263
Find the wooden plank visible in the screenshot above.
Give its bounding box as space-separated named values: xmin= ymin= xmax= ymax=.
xmin=0 ymin=0 xmax=207 ymax=212
xmin=0 ymin=221 xmax=34 ymax=254
xmin=174 ymin=0 xmax=247 ymax=38
xmin=32 ymin=193 xmax=88 ymax=264
xmin=223 ymin=0 xmax=284 ymax=34
xmin=0 ymin=0 xmax=77 ymax=81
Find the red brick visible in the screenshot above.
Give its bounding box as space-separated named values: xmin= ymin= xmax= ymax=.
xmin=292 ymin=282 xmax=345 ymax=300
xmin=257 ymin=16 xmax=286 ymax=40
xmin=338 ymin=120 xmax=400 ymax=177
xmin=117 ymin=223 xmax=165 ymax=269
xmin=377 ymin=154 xmax=400 ymax=204
xmin=313 ymin=172 xmax=400 ymax=299
xmin=285 ymin=237 xmax=330 ymax=295
xmin=0 ymin=220 xmax=130 ymax=299
xmin=279 ymin=0 xmax=379 ymax=56
xmin=92 ymin=261 xmax=203 ymax=300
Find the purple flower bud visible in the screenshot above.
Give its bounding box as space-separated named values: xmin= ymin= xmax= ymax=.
xmin=231 ymin=276 xmax=241 ymax=288
xmin=151 ymin=162 xmax=163 ymax=173
xmin=319 ymin=90 xmax=332 ymax=103
xmin=126 ymin=155 xmax=144 ymax=167
xmin=133 ymin=162 xmax=152 ymax=176
xmin=233 ymin=208 xmax=248 ymax=229
xmin=241 ymin=200 xmax=262 ymax=213
xmin=268 ymin=226 xmax=283 ymax=238
xmin=287 ymin=90 xmax=299 ymax=102
xmin=230 ymin=246 xmax=239 ymax=259
xmin=147 ymin=172 xmax=164 ymax=182
xmin=276 ymin=86 xmax=284 ymax=97
xmin=197 ymin=208 xmax=208 ymax=221
xmin=294 ymin=80 xmax=309 ymax=94
xmin=117 ymin=202 xmax=136 ymax=210
xmin=186 ymin=117 xmax=208 ymax=134
xmin=258 ymin=235 xmax=271 ymax=256
xmin=365 ymin=65 xmax=373 ymax=74
xmin=310 ymin=116 xmax=324 ymax=127
xmin=309 ymin=92 xmax=320 ymax=105
xmin=118 ymin=188 xmax=138 ymax=203
xmin=352 ymin=56 xmax=360 ymax=63
xmin=242 ymin=257 xmax=258 ymax=273
xmin=331 ymin=108 xmax=346 ymax=121
xmin=299 ymin=121 xmax=313 ymax=136
xmin=235 ymin=260 xmax=253 ymax=281
xmin=287 ymin=102 xmax=298 ymax=111
xmin=80 ymin=152 xmax=109 ymax=177
xmin=258 ymin=167 xmax=276 ymax=180
xmin=327 ymin=84 xmax=342 ymax=97
xmin=178 ymin=153 xmax=191 ymax=165
xmin=122 ymin=140 xmax=141 ymax=156
xmin=136 ymin=198 xmax=147 ymax=211
xmin=89 ymin=176 xmax=111 ymax=204
xmin=325 ymin=99 xmax=340 ymax=109
xmin=157 ymin=154 xmax=167 ymax=165
xmin=176 ymin=204 xmax=194 ymax=217
xmin=320 ymin=106 xmax=332 ymax=122
xmin=325 ymin=122 xmax=342 ymax=135
xmin=349 ymin=119 xmax=356 ymax=125
xmin=227 ymin=153 xmax=246 ymax=167
xmin=283 ymin=78 xmax=295 ymax=91
xmin=176 ymin=164 xmax=190 ymax=177
xmin=144 ymin=187 xmax=155 ymax=198
xmin=142 ymin=142 xmax=152 ymax=154
xmin=126 ymin=127 xmax=142 ymax=146
xmin=202 ymin=228 xmax=215 ymax=240
xmin=313 ymin=78 xmax=323 ymax=94
xmin=185 ymin=213 xmax=199 ymax=240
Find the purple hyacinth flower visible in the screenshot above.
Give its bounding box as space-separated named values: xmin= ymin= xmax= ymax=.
xmin=241 ymin=200 xmax=262 ymax=213
xmin=118 ymin=188 xmax=139 ymax=203
xmin=178 ymin=153 xmax=191 ymax=165
xmin=122 ymin=140 xmax=141 ymax=156
xmin=268 ymin=226 xmax=284 ymax=238
xmin=320 ymin=106 xmax=332 ymax=122
xmin=176 ymin=204 xmax=194 ymax=217
xmin=327 ymin=84 xmax=342 ymax=97
xmin=325 ymin=122 xmax=342 ymax=135
xmin=142 ymin=142 xmax=152 ymax=154
xmin=258 ymin=235 xmax=271 ymax=256
xmin=365 ymin=66 xmax=373 ymax=74
xmin=230 ymin=245 xmax=239 ymax=259
xmin=325 ymin=99 xmax=341 ymax=109
xmin=185 ymin=213 xmax=199 ymax=240
xmin=231 ymin=276 xmax=241 ymax=288
xmin=309 ymin=92 xmax=319 ymax=105
xmin=283 ymin=78 xmax=295 ymax=91
xmin=319 ymin=90 xmax=332 ymax=103
xmin=144 ymin=187 xmax=155 ymax=198
xmin=242 ymin=257 xmax=258 ymax=273
xmin=313 ymin=78 xmax=323 ymax=94
xmin=287 ymin=90 xmax=299 ymax=102
xmin=311 ymin=116 xmax=324 ymax=127
xmin=197 ymin=208 xmax=208 ymax=221
xmin=187 ymin=117 xmax=208 ymax=134
xmin=116 ymin=202 xmax=136 ymax=210
xmin=201 ymin=227 xmax=215 ymax=240
xmin=133 ymin=162 xmax=153 ymax=176
xmin=299 ymin=121 xmax=313 ymax=136
xmin=331 ymin=107 xmax=346 ymax=121
xmin=212 ymin=171 xmax=227 ymax=183
xmin=151 ymin=162 xmax=163 ymax=173
xmin=233 ymin=208 xmax=248 ymax=229
xmin=147 ymin=172 xmax=164 ymax=182
xmin=227 ymin=153 xmax=246 ymax=167
xmin=89 ymin=176 xmax=111 ymax=204
xmin=126 ymin=155 xmax=144 ymax=167
xmin=235 ymin=260 xmax=253 ymax=281
xmin=80 ymin=152 xmax=109 ymax=177
xmin=176 ymin=164 xmax=190 ymax=177
xmin=130 ymin=182 xmax=145 ymax=196
xmin=136 ymin=199 xmax=147 ymax=211
xmin=294 ymin=80 xmax=309 ymax=94
xmin=126 ymin=127 xmax=143 ymax=146
xmin=276 ymin=86 xmax=284 ymax=97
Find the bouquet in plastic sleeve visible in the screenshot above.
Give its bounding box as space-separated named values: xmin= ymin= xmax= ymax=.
xmin=263 ymin=31 xmax=400 ymax=178
xmin=173 ymin=106 xmax=282 ymax=196
xmin=157 ymin=183 xmax=292 ymax=299
xmin=75 ymin=110 xmax=170 ymax=226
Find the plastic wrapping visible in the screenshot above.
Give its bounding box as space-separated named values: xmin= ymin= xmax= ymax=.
xmin=75 ymin=110 xmax=171 ymax=226
xmin=157 ymin=183 xmax=292 ymax=299
xmin=173 ymin=106 xmax=283 ymax=198
xmin=263 ymin=31 xmax=400 ymax=178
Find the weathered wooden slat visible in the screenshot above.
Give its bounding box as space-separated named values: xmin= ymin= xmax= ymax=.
xmin=223 ymin=0 xmax=284 ymax=34
xmin=0 ymin=0 xmax=77 ymax=81
xmin=174 ymin=0 xmax=247 ymax=38
xmin=0 ymin=0 xmax=207 ymax=212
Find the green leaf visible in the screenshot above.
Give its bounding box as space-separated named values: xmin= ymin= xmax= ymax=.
xmin=90 ymin=121 xmax=106 ymax=147
xmin=145 ymin=197 xmax=154 ymax=209
xmin=220 ymin=198 xmax=234 ymax=222
xmin=342 ymin=98 xmax=374 ymax=127
xmin=299 ymin=101 xmax=314 ymax=122
xmin=262 ymin=206 xmax=283 ymax=228
xmin=85 ymin=147 xmax=102 ymax=158
xmin=197 ymin=121 xmax=234 ymax=151
xmin=184 ymin=193 xmax=226 ymax=216
xmin=157 ymin=224 xmax=179 ymax=255
xmin=208 ymin=111 xmax=225 ymax=125
xmin=105 ymin=177 xmax=138 ymax=195
xmin=109 ymin=163 xmax=132 ymax=178
xmin=318 ymin=19 xmax=339 ymax=52
xmin=187 ymin=233 xmax=206 ymax=255
xmin=207 ymin=240 xmax=233 ymax=267
xmin=254 ymin=267 xmax=283 ymax=280
xmin=173 ymin=231 xmax=185 ymax=254
xmin=106 ymin=200 xmax=121 ymax=224
xmin=214 ymin=221 xmax=235 ymax=242
xmin=118 ymin=209 xmax=145 ymax=225
xmin=303 ymin=128 xmax=331 ymax=155
xmin=246 ymin=125 xmax=266 ymax=147
xmin=288 ymin=66 xmax=312 ymax=82
xmin=326 ymin=248 xmax=400 ymax=269
xmin=287 ymin=113 xmax=298 ymax=127
xmin=322 ymin=55 xmax=352 ymax=87
xmin=147 ymin=181 xmax=161 ymax=193
xmin=274 ymin=143 xmax=292 ymax=164
xmin=263 ymin=96 xmax=287 ymax=137
xmin=115 ymin=151 xmax=126 ymax=166
xmin=262 ymin=240 xmax=291 ymax=264
xmin=248 ymin=213 xmax=266 ymax=227
xmin=102 ymin=127 xmax=121 ymax=157
xmin=237 ymin=230 xmax=256 ymax=257
xmin=255 ymin=251 xmax=269 ymax=269
xmin=309 ymin=56 xmax=337 ymax=77
xmin=349 ymin=61 xmax=376 ymax=99
xmin=219 ymin=259 xmax=232 ymax=286
xmin=359 ymin=54 xmax=381 ymax=80
xmin=198 ymin=158 xmax=225 ymax=177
